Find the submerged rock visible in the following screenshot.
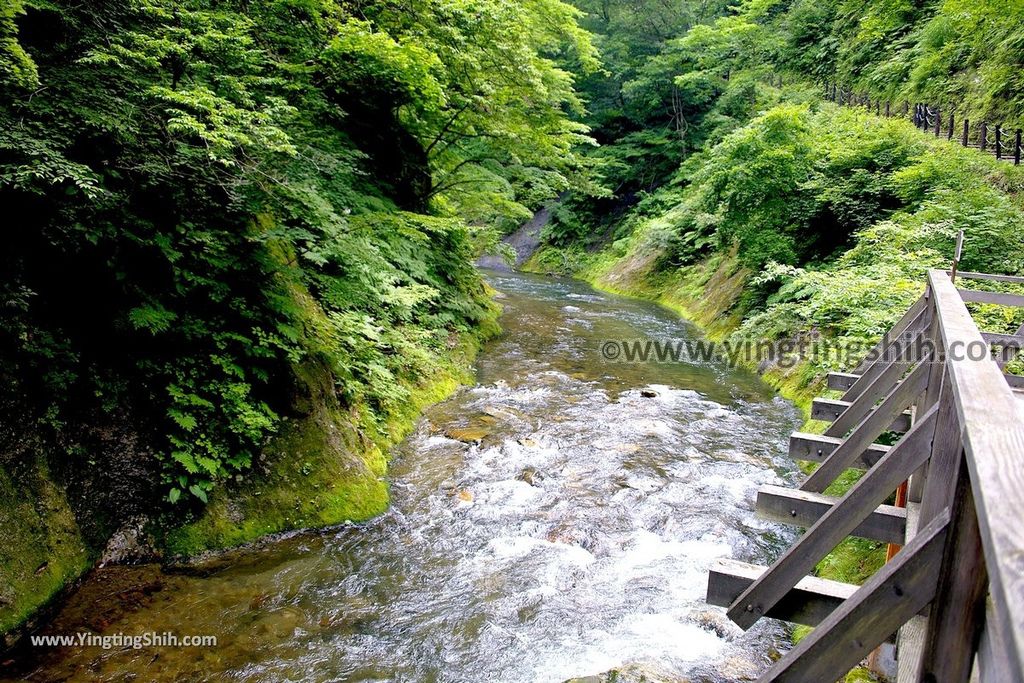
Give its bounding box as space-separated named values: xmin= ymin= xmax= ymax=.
xmin=562 ymin=663 xmax=689 ymax=683
xmin=518 ymin=467 xmax=545 ymax=486
xmin=445 ymin=426 xmax=491 ymax=442
xmin=691 ymin=609 xmax=740 ymax=639
xmin=640 ymin=389 xmax=658 ymax=398
xmin=563 ymin=659 xmax=764 ymax=683
xmin=99 ymin=515 xmax=160 ymax=566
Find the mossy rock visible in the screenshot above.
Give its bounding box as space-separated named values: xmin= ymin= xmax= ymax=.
xmin=162 ymin=332 xmax=486 ymax=557
xmin=0 ymin=457 xmax=93 ymax=640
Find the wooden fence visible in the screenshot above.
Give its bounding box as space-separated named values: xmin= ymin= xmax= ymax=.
xmin=822 ymin=82 xmax=1023 ymax=165
xmin=707 ymin=268 xmax=1024 ymax=681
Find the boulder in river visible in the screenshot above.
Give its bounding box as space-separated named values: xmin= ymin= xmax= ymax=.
xmin=640 ymin=389 xmax=658 ymax=398
xmin=99 ymin=515 xmax=160 ymax=566
xmin=445 ymin=426 xmax=491 ymax=442
xmin=517 ymin=467 xmax=545 ymax=486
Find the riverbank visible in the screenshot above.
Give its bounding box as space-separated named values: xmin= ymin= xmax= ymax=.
xmin=0 ymin=316 xmax=498 ymax=647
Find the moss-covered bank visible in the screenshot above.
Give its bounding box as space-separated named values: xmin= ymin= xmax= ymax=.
xmin=0 ymin=321 xmax=495 ymax=641
xmin=162 ymin=333 xmax=486 ymax=556
xmin=0 ymin=458 xmax=92 ymax=638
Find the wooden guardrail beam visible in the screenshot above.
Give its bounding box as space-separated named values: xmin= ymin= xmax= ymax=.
xmin=850 ymin=294 xmax=927 ymax=376
xmin=982 ymin=331 xmax=1024 ymax=347
xmin=707 ymin=559 xmax=856 ymax=627
xmin=958 ymin=288 xmax=1024 ymax=308
xmin=705 ymin=270 xmax=1024 ymax=682
xmin=952 ymin=270 xmax=1024 ymax=285
xmin=727 ymin=406 xmax=938 ymax=628
xmin=845 ymin=307 xmax=928 ymax=402
xmin=788 ymin=432 xmax=889 ymax=468
xmin=827 ymin=371 xmax=860 ymax=391
xmin=812 ymin=398 xmax=912 ymax=433
xmin=756 ymin=485 xmax=907 ymax=544
xmin=802 ymin=359 xmax=930 ymax=493
xmin=758 ymin=510 xmax=951 ymax=683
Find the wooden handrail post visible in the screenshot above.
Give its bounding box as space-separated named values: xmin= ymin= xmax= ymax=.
xmin=934 ymin=107 xmax=941 ymax=136
xmin=962 ymin=118 xmax=969 ymax=146
xmin=996 ymin=125 xmax=1003 ymax=159
xmin=1016 ymin=129 xmax=1022 ymax=166
xmin=948 ymin=111 xmax=955 ymax=140
xmin=980 ymin=121 xmax=988 ymax=151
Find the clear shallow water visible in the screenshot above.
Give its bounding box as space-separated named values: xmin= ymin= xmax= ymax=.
xmin=7 ymin=270 xmax=802 ymax=683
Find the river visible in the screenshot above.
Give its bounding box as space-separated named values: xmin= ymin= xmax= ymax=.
xmin=6 ymin=270 xmax=802 ymax=682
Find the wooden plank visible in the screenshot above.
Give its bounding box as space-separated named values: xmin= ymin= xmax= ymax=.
xmin=727 ymin=406 xmax=938 ymax=629
xmin=707 ymin=559 xmax=856 ymax=627
xmin=756 ymin=485 xmax=907 ymax=544
xmin=897 ymin=615 xmax=930 ymax=683
xmin=896 ymin=437 xmax=928 ymax=683
xmin=758 ymin=509 xmax=951 ymax=683
xmin=929 ymin=269 xmax=1024 ymax=680
xmin=953 ymin=270 xmax=1024 ymax=285
xmin=982 ymin=331 xmax=1024 ymax=348
xmin=985 ymin=331 xmax=1023 ymax=370
xmin=841 ymin=326 xmax=923 ymax=411
xmin=918 ymin=373 xmax=963 ymax=526
xmin=815 ymin=395 xmax=913 ymax=432
xmin=958 ymin=288 xmax=1024 ymax=308
xmin=827 ymin=335 xmax=920 ymax=437
xmin=919 ymin=456 xmax=988 ymax=683
xmin=802 ymin=359 xmax=930 ymax=493
xmin=788 ymin=432 xmax=889 ymax=469
xmin=828 ymin=371 xmax=861 ymax=391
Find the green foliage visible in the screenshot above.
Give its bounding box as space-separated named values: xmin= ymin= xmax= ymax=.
xmin=0 ymin=0 xmax=36 ymax=89
xmin=775 ymin=0 xmax=1024 ymax=126
xmin=0 ymin=0 xmax=580 ymax=508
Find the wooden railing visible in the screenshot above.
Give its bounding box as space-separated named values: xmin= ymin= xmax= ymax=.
xmin=822 ymin=82 xmax=1024 ymax=165
xmin=707 ymin=269 xmax=1024 ymax=682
